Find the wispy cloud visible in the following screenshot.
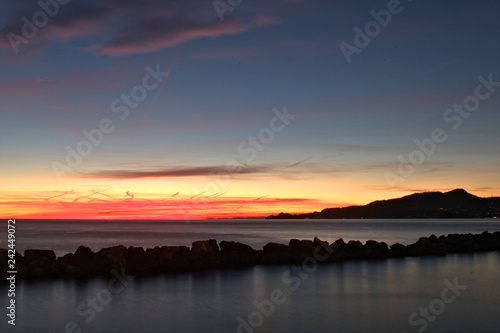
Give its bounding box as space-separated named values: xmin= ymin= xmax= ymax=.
xmin=76 ymin=158 xmax=455 ymax=181
xmin=0 ymin=190 xmax=325 ymax=219
xmin=78 ymin=165 xmax=271 ymax=179
xmin=0 ymin=0 xmax=281 ymax=56
xmin=90 ymin=17 xmax=247 ymax=56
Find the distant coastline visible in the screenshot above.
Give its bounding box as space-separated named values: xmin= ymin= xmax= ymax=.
xmin=266 ymin=189 xmax=500 ymax=219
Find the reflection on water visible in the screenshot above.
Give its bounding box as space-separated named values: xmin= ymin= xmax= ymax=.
xmin=1 ymin=252 xmax=499 ymax=333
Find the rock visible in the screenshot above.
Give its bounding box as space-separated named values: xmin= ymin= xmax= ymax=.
xmin=288 ymin=239 xmax=315 ymax=251
xmin=24 ymin=249 xmax=56 ymax=262
xmin=333 ymin=240 xmax=363 ymax=261
xmin=57 ymin=253 xmax=77 ymax=276
xmin=0 ymin=249 xmax=8 ymax=274
xmin=261 ymin=243 xmax=293 ymax=265
xmin=313 ymin=237 xmax=329 ymax=248
xmin=192 ymin=239 xmax=219 ymax=252
xmin=288 ymin=239 xmax=317 ymax=262
xmin=165 ymin=252 xmax=191 ymax=272
xmin=7 ymin=231 xmax=499 ymax=280
xmin=390 ymin=243 xmax=406 ymax=257
xmin=21 ymin=249 xmax=59 ymax=278
xmin=363 ymin=240 xmax=390 ymax=260
xmin=406 ymin=236 xmax=447 ymax=256
xmin=71 ymin=245 xmax=102 ymax=275
xmin=220 ymin=241 xmax=254 ymax=253
xmin=477 ymin=231 xmax=500 ymax=251
xmin=207 ymin=239 xmax=219 ymax=251
xmin=188 ymin=251 xmax=222 ymax=271
xmin=100 ymin=245 xmax=126 ymax=264
xmin=75 ymin=245 xmax=94 ymax=259
xmin=158 ymin=246 xmax=183 ymax=262
xmin=123 ymin=246 xmax=160 ymax=275
xmin=331 ymin=238 xmax=345 ymax=249
xmin=219 ymin=241 xmax=258 ymax=268
xmin=346 ymin=240 xmax=363 ymax=249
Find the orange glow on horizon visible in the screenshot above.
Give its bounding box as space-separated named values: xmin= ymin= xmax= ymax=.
xmin=1 ymin=171 xmax=495 ymax=220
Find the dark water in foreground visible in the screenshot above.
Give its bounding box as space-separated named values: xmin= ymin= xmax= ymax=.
xmin=1 ymin=253 xmax=499 ymax=333
xmin=0 ymin=219 xmax=499 ymax=333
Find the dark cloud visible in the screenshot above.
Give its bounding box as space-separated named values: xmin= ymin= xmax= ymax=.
xmin=0 ymin=1 xmax=109 ymax=46
xmin=78 ymin=165 xmax=272 ymax=179
xmin=76 ymin=158 xmax=435 ymax=181
xmin=1 ymin=0 xmax=280 ymax=56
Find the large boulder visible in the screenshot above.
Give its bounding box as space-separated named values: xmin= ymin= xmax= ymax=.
xmin=123 ymin=246 xmax=161 ymax=275
xmin=58 ymin=246 xmax=105 ymax=277
xmin=100 ymin=245 xmax=126 ymax=264
xmin=362 ymin=240 xmax=390 ymax=260
xmin=192 ymin=239 xmax=219 ymax=252
xmin=406 ymin=236 xmax=446 ymax=256
xmin=390 ymin=243 xmax=407 ymax=257
xmin=261 ymin=243 xmax=293 ymax=265
xmin=21 ymin=249 xmax=59 ymax=278
xmin=331 ymin=238 xmax=345 ymax=250
xmin=23 ymin=249 xmax=56 ymax=262
xmin=288 ymin=239 xmax=317 ymax=263
xmin=219 ymin=241 xmax=258 ymax=268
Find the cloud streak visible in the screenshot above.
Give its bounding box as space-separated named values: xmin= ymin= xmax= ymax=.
xmin=78 ymin=165 xmax=272 ymax=179
xmin=1 ymin=190 xmax=325 ymax=219
xmin=0 ymin=0 xmax=281 ymax=56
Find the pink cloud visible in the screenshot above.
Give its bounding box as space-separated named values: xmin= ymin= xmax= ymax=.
xmin=91 ymin=17 xmax=247 ymax=56
xmin=0 ymin=190 xmax=327 ymax=219
xmin=251 ymin=15 xmax=282 ymax=27
xmin=91 ymin=14 xmax=281 ymax=57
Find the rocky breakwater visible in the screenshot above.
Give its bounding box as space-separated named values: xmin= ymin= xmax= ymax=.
xmin=0 ymin=231 xmax=499 ymax=280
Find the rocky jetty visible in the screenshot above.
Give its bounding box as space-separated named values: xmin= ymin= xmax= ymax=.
xmin=1 ymin=231 xmax=499 ymax=280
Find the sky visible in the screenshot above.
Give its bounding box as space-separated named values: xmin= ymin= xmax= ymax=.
xmin=0 ymin=0 xmax=499 ymax=219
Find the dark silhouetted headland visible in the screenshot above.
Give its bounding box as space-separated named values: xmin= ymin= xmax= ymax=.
xmin=266 ymin=189 xmax=500 ymax=219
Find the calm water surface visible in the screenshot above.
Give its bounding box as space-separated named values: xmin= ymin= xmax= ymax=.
xmin=0 ymin=219 xmax=499 ymax=333
xmin=3 ymin=219 xmax=500 ymax=256
xmin=0 ymin=253 xmax=499 ymax=333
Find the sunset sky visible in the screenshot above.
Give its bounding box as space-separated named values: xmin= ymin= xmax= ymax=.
xmin=1 ymin=0 xmax=499 ymax=219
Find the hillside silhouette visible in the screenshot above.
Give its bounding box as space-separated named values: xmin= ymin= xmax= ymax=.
xmin=266 ymin=189 xmax=500 ymax=219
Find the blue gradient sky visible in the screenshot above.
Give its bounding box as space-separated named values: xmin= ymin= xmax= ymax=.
xmin=0 ymin=0 xmax=499 ymax=218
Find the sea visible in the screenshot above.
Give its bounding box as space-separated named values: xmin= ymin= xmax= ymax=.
xmin=0 ymin=219 xmax=499 ymax=333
